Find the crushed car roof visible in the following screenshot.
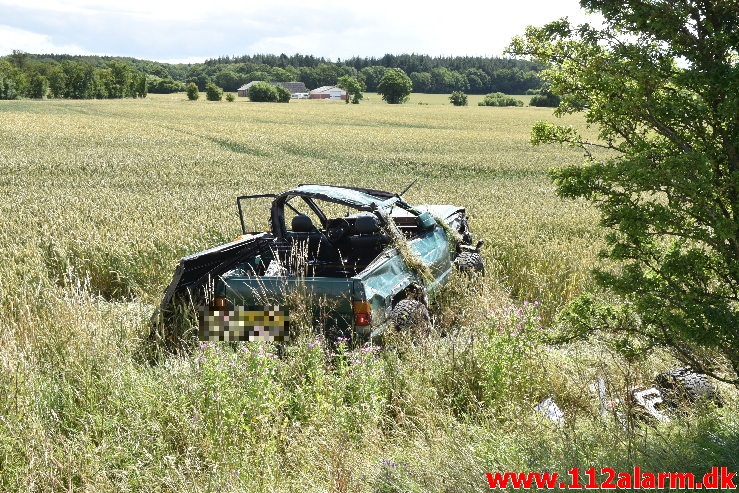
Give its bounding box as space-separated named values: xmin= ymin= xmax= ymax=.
xmin=278 ymin=184 xmax=400 ymax=210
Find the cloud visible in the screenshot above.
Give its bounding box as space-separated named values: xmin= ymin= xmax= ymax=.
xmin=0 ymin=24 xmax=92 ymax=55
xmin=0 ymin=0 xmax=602 ymax=61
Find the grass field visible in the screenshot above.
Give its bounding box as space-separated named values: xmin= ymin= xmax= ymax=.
xmin=0 ymin=94 xmax=736 ymax=491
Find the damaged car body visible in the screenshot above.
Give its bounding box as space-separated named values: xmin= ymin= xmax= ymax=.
xmin=158 ymin=184 xmax=483 ymax=343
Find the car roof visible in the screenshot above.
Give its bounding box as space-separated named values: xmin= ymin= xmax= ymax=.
xmin=279 ymin=184 xmax=400 ymax=210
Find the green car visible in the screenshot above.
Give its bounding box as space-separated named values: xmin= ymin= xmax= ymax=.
xmin=159 ymin=184 xmax=483 ymax=342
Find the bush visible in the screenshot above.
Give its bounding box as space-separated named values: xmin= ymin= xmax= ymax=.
xmin=205 ymin=83 xmax=223 ymax=101
xmin=275 ymin=85 xmax=291 ymax=103
xmin=449 ymin=91 xmax=468 ymax=106
xmin=185 ymin=82 xmax=199 ymax=101
xmin=225 ymin=92 xmax=235 ymax=102
xmin=248 ymin=81 xmax=278 ymax=102
xmin=148 ymin=77 xmax=185 ymax=94
xmin=529 ymin=91 xmax=561 ymax=107
xmin=478 ymin=92 xmax=523 ymax=107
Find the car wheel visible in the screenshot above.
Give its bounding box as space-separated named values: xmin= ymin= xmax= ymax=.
xmin=454 ymin=251 xmax=484 ymax=275
xmin=391 ymin=299 xmax=432 ymax=338
xmin=654 ymin=366 xmax=719 ymax=406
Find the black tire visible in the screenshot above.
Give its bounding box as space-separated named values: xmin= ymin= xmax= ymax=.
xmin=390 ymin=299 xmax=432 ymax=337
xmin=454 ymin=251 xmax=484 ymax=275
xmin=655 ymin=366 xmax=718 ymax=406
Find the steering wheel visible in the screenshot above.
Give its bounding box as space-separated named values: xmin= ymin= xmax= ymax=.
xmin=325 ymin=218 xmax=351 ymax=243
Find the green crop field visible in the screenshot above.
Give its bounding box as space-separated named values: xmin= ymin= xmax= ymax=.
xmin=0 ymin=94 xmax=736 ymax=491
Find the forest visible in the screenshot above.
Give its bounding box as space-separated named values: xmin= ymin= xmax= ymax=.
xmin=0 ymin=51 xmax=543 ymax=99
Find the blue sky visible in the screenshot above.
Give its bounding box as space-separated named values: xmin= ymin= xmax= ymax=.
xmin=0 ymin=0 xmax=601 ymax=63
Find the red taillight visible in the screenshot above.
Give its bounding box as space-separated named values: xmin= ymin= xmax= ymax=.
xmin=353 ymin=301 xmax=372 ymax=326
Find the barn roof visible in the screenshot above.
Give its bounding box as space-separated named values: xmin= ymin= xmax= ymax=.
xmin=310 ymin=86 xmax=347 ymax=94
xmin=238 ymin=81 xmax=308 ymax=93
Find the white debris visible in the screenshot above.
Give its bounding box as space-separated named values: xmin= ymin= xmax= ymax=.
xmin=534 ymin=397 xmax=565 ymax=425
xmin=632 ymin=387 xmax=670 ymax=422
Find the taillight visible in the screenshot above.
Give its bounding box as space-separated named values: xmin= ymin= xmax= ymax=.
xmin=353 ymin=301 xmax=372 ymax=326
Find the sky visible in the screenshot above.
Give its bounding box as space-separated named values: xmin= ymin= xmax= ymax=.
xmin=0 ymin=0 xmax=601 ymax=63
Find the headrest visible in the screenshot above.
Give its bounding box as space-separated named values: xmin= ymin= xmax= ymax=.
xmin=354 ymin=214 xmax=380 ymax=234
xmin=291 ymin=214 xmax=314 ymax=232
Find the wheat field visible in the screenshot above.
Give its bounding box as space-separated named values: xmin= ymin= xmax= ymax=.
xmin=0 ymin=94 xmax=735 ymax=492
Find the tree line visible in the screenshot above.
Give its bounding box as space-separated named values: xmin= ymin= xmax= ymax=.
xmin=0 ymin=51 xmax=543 ymax=99
xmin=0 ymin=51 xmax=147 ymax=100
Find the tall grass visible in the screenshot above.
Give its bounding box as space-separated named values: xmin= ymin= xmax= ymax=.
xmin=0 ymin=95 xmax=735 ymax=491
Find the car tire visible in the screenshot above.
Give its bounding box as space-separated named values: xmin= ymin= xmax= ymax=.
xmin=391 ymin=299 xmax=432 ymax=338
xmin=454 ymin=251 xmax=484 ymax=275
xmin=654 ymin=366 xmax=719 ymax=406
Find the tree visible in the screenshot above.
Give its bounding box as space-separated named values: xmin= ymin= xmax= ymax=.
xmin=248 ymin=81 xmax=278 ymax=102
xmin=528 ymin=90 xmax=560 ymax=107
xmin=478 ymin=92 xmax=523 ymax=107
xmin=106 ymin=61 xmax=132 ymax=98
xmin=360 ymin=65 xmax=388 ymax=92
xmin=27 ymin=74 xmax=48 ymax=99
xmin=449 ymin=91 xmax=468 ymax=106
xmin=410 ymin=72 xmax=432 ymax=93
xmin=508 ymin=0 xmax=739 ymax=385
xmin=186 ymin=82 xmax=199 ymax=100
xmin=205 ymin=82 xmax=223 ymax=101
xmin=274 ymin=85 xmax=291 ymax=103
xmin=337 ymin=75 xmax=364 ymax=104
xmin=377 ymin=68 xmax=412 ymax=104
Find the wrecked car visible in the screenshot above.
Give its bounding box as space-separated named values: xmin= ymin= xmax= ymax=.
xmin=158 ymin=184 xmax=483 ymax=343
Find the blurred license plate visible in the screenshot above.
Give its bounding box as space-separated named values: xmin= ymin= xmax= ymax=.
xmin=200 ymin=305 xmax=290 ymax=342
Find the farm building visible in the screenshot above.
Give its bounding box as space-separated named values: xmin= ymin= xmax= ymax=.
xmin=309 ymin=86 xmax=348 ymax=100
xmin=237 ymin=81 xmax=308 ymax=98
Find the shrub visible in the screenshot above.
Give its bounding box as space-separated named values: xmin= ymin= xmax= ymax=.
xmin=205 ymin=83 xmax=223 ymax=101
xmin=449 ymin=91 xmax=468 ymax=106
xmin=225 ymin=92 xmax=235 ymax=102
xmin=529 ymin=91 xmax=561 ymax=107
xmin=478 ymin=92 xmax=523 ymax=107
xmin=274 ymin=85 xmax=291 ymax=103
xmin=185 ymin=82 xmax=199 ymax=101
xmin=148 ymin=77 xmax=185 ymax=94
xmin=248 ymin=81 xmax=278 ymax=102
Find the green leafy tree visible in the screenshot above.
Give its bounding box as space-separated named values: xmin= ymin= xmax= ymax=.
xmin=274 ymin=85 xmax=291 ymax=103
xmin=509 ymin=0 xmax=739 ymax=384
xmin=106 ymin=61 xmax=132 ymax=98
xmin=528 ymin=90 xmax=560 ymax=107
xmin=205 ymin=82 xmax=223 ymax=101
xmin=377 ymin=68 xmax=412 ymax=104
xmin=148 ymin=77 xmax=184 ymax=94
xmin=410 ymin=72 xmax=432 ymax=93
xmin=47 ymin=66 xmax=67 ymax=98
xmin=337 ymin=75 xmax=364 ymax=104
xmin=449 ymin=91 xmax=468 ymax=106
xmin=27 ymin=73 xmax=48 ymax=99
xmin=214 ymin=69 xmax=241 ymax=92
xmin=478 ymin=92 xmax=523 ymax=107
xmin=0 ymin=60 xmax=22 ymax=99
xmin=133 ymin=72 xmax=148 ymax=98
xmin=186 ymin=82 xmax=199 ymax=101
xmin=248 ymin=81 xmax=278 ymax=102
xmin=359 ymin=66 xmax=388 ymax=92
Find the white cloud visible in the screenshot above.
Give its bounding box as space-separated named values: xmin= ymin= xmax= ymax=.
xmin=0 ymin=24 xmax=92 ymax=55
xmin=0 ymin=0 xmax=603 ymax=61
